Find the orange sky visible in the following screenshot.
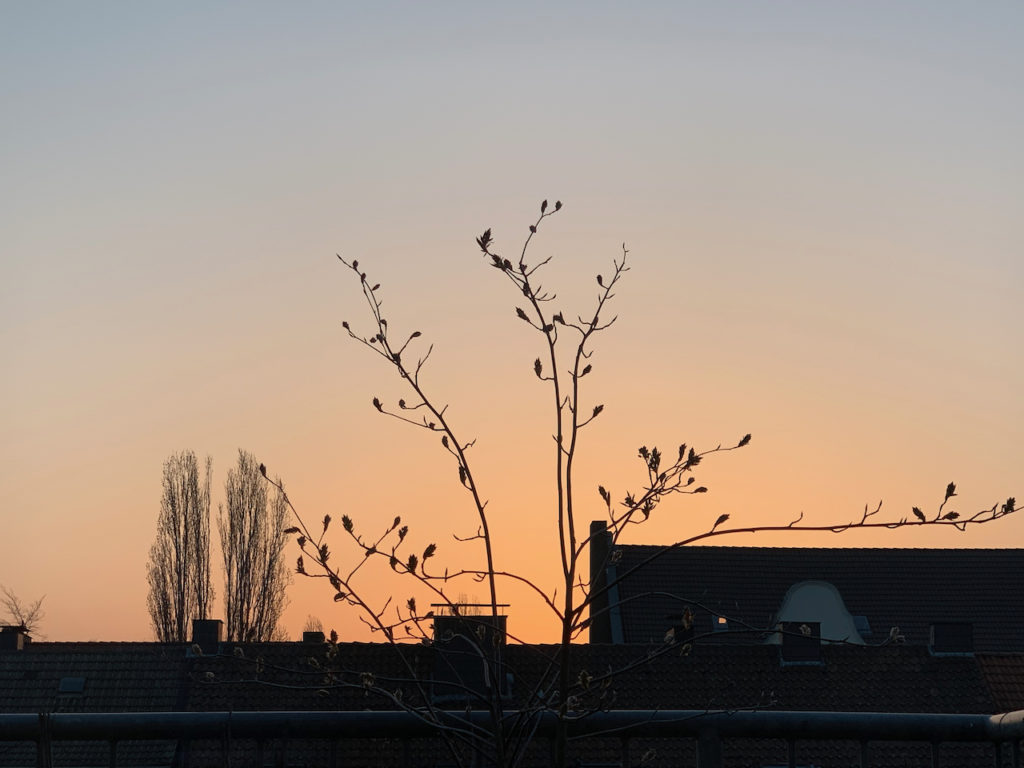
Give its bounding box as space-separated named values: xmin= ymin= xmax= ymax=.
xmin=1 ymin=3 xmax=1021 ymax=643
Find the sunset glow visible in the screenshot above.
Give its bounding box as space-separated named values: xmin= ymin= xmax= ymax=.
xmin=1 ymin=3 xmax=1021 ymax=644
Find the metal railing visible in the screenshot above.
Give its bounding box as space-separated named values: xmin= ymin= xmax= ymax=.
xmin=2 ymin=709 xmax=1023 ymax=767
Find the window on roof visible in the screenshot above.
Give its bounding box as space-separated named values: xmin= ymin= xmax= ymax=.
xmin=58 ymin=676 xmax=85 ymax=694
xmin=713 ymin=615 xmax=729 ymax=631
xmin=853 ymin=615 xmax=871 ymax=637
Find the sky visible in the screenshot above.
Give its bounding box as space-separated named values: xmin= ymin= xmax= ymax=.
xmin=1 ymin=2 xmax=1021 ymax=644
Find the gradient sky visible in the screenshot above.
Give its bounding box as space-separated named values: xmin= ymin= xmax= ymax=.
xmin=2 ymin=2 xmax=1021 ymax=643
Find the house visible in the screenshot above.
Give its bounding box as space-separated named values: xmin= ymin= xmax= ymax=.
xmin=588 ymin=520 xmax=1024 ymax=651
xmin=3 ymin=615 xmax=1024 ymax=767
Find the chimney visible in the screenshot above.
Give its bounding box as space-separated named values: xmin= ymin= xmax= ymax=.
xmin=930 ymin=622 xmax=973 ymax=655
xmin=302 ymin=631 xmax=326 ymax=644
xmin=589 ymin=520 xmax=613 ymax=643
xmin=780 ymin=621 xmax=821 ymax=663
xmin=431 ymin=604 xmax=509 ymax=705
xmin=191 ymin=619 xmax=224 ymax=655
xmin=0 ymin=625 xmax=31 ymax=651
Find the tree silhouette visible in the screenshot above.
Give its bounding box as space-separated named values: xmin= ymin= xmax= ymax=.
xmin=1 ymin=586 xmax=46 ymax=636
xmin=264 ymin=201 xmax=1019 ymax=767
xmin=219 ymin=449 xmax=290 ymax=642
xmin=146 ymin=450 xmax=213 ymax=642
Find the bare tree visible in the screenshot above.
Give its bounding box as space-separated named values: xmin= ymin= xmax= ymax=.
xmin=219 ymin=449 xmax=290 ymax=642
xmin=146 ymin=451 xmax=213 ymax=642
xmin=1 ymin=585 xmax=45 ymax=636
xmin=265 ymin=201 xmax=1019 ymax=768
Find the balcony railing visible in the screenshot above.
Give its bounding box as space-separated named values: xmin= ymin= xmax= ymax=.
xmin=2 ymin=709 xmax=1023 ymax=767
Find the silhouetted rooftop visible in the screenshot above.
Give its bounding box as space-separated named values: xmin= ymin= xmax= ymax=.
xmin=610 ymin=545 xmax=1024 ymax=650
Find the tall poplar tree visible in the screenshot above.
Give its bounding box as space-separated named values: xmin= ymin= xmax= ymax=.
xmin=218 ymin=449 xmax=289 ymax=642
xmin=146 ymin=451 xmax=213 ymax=642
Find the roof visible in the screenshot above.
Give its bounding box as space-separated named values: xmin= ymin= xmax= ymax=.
xmin=185 ymin=640 xmax=433 ymax=712
xmin=0 ymin=642 xmax=188 ymax=767
xmin=978 ymin=654 xmax=1024 ymax=712
xmin=0 ymin=638 xmax=1016 ymax=768
xmin=609 ymin=545 xmax=1024 ymax=651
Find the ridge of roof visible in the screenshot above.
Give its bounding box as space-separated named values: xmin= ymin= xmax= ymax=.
xmin=620 ymin=544 xmax=1024 ymax=553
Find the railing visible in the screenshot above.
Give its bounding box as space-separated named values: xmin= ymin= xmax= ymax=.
xmin=1 ymin=709 xmax=1022 ymax=767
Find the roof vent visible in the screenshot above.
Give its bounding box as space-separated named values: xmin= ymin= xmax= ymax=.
xmin=930 ymin=622 xmax=973 ymax=655
xmin=780 ymin=622 xmax=821 ymax=664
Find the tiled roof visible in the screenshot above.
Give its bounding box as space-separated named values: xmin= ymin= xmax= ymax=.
xmin=180 ymin=640 xmax=1001 ymax=767
xmin=0 ymin=642 xmax=187 ymax=767
xmin=0 ymin=642 xmax=189 ymax=713
xmin=611 ymin=546 xmax=1024 ymax=651
xmin=508 ymin=642 xmax=995 ymax=714
xmin=978 ymin=653 xmax=1024 ymax=712
xmin=0 ymin=638 xmax=1013 ymax=767
xmin=507 ymin=643 xmax=998 ymax=768
xmin=185 ymin=640 xmax=434 ymax=712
